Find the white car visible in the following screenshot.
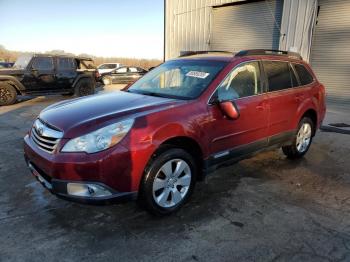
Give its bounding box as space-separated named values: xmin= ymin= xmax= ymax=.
xmin=97 ymin=63 xmax=123 ymax=75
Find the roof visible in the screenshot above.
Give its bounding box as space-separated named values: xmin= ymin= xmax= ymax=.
xmin=23 ymin=53 xmax=93 ymax=60
xmin=172 ymin=49 xmax=303 ymax=63
xmin=172 ymin=52 xmax=235 ymax=62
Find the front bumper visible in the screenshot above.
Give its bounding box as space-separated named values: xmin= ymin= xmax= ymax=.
xmin=25 ymin=159 xmax=137 ymax=204
xmin=23 ymin=133 xmax=146 ymax=204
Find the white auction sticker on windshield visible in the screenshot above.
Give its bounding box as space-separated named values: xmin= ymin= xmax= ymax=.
xmin=186 ymin=71 xmax=210 ymax=79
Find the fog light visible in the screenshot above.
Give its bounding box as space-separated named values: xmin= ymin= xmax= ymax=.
xmin=67 ymin=183 xmax=112 ymax=198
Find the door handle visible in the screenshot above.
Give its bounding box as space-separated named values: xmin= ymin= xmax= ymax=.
xmin=295 ymin=94 xmax=304 ymax=102
xmin=256 ymin=103 xmax=267 ymax=111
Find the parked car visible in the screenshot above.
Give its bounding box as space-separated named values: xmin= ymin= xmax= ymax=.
xmin=0 ymin=54 xmax=97 ymax=105
xmin=24 ymin=49 xmax=326 ymax=215
xmin=0 ymin=62 xmax=14 ymax=69
xmin=97 ymin=63 xmax=123 ymax=75
xmin=100 ymin=66 xmax=147 ymax=85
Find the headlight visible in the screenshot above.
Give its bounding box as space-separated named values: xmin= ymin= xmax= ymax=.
xmin=62 ymin=119 xmax=134 ymax=153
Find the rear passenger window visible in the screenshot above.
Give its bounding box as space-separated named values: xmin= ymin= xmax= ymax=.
xmin=263 ymin=61 xmax=295 ymax=91
xmin=116 ymin=67 xmax=127 ymax=73
xmin=58 ymin=58 xmax=76 ymax=70
xmin=293 ymin=64 xmax=314 ymax=85
xmin=129 ymin=67 xmax=138 ymax=73
xmin=217 ymin=61 xmax=261 ymax=101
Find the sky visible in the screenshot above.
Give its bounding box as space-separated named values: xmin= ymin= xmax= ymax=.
xmin=0 ymin=0 xmax=164 ymax=59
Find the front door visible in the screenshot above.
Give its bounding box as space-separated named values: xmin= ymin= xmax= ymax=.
xmin=110 ymin=67 xmax=129 ymax=83
xmin=207 ymin=61 xmax=269 ymax=162
xmin=27 ymin=56 xmax=56 ymax=92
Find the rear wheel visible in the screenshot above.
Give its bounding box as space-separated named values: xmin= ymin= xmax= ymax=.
xmin=282 ymin=117 xmax=314 ymax=159
xmin=0 ymin=82 xmax=17 ymax=106
xmin=139 ymin=148 xmax=197 ymax=216
xmin=75 ymin=79 xmax=94 ymax=97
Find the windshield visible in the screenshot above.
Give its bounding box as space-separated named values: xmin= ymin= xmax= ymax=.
xmin=13 ymin=54 xmax=33 ymax=69
xmin=128 ymin=59 xmax=228 ymax=99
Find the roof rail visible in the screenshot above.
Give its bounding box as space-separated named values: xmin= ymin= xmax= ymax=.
xmin=235 ymin=49 xmax=302 ymax=60
xmin=179 ymin=50 xmax=233 ymax=57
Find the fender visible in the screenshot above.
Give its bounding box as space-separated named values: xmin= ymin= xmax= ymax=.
xmin=72 ymin=75 xmax=94 ymax=88
xmin=291 ymin=95 xmax=318 ymax=130
xmin=0 ymin=75 xmax=26 ymax=92
xmin=151 ymin=122 xmax=207 ymax=157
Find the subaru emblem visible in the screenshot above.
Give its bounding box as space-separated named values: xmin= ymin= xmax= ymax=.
xmin=37 ymin=127 xmax=43 ymax=136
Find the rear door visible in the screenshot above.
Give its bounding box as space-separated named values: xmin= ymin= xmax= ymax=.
xmin=55 ymin=57 xmax=77 ymax=91
xmin=263 ymin=60 xmax=300 ymax=143
xmin=29 ymin=57 xmax=56 ymax=91
xmin=208 ymin=61 xmax=269 ymax=161
xmin=128 ymin=67 xmax=146 ymax=83
xmin=110 ymin=67 xmax=129 ymax=83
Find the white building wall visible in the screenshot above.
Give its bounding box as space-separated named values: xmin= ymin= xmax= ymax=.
xmin=165 ymin=0 xmax=317 ymax=61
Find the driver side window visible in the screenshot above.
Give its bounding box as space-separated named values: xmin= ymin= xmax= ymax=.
xmin=217 ymin=61 xmax=261 ymax=101
xmin=32 ymin=57 xmax=54 ymax=71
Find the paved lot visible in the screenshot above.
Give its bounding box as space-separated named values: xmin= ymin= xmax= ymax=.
xmin=1 ymin=86 xmax=350 ymax=262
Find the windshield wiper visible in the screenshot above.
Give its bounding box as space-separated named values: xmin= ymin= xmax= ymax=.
xmin=128 ymin=89 xmax=169 ymax=98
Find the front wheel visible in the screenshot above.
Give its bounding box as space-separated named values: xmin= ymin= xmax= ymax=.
xmin=139 ymin=148 xmax=197 ymax=216
xmin=282 ymin=117 xmax=314 ymax=159
xmin=0 ymin=82 xmax=17 ymax=106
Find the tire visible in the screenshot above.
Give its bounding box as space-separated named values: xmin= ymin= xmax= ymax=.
xmin=139 ymin=148 xmax=197 ymax=216
xmin=282 ymin=117 xmax=314 ymax=159
xmin=102 ymin=76 xmax=112 ymax=86
xmin=0 ymin=82 xmax=17 ymax=106
xmin=75 ymin=78 xmax=94 ymax=97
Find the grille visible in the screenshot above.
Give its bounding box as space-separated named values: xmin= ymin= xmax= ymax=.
xmin=31 ymin=119 xmax=63 ymax=154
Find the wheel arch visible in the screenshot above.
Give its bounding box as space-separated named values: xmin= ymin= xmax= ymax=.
xmin=150 ymin=136 xmax=205 ymax=181
xmin=72 ymin=75 xmax=94 ymax=88
xmin=0 ymin=77 xmax=25 ymax=94
xmin=300 ymin=108 xmax=318 ymax=136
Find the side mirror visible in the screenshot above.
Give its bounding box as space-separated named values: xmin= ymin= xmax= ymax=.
xmin=219 ymin=101 xmax=240 ymax=120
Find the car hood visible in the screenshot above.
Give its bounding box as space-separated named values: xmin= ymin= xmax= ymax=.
xmin=39 ymin=91 xmax=183 ymax=138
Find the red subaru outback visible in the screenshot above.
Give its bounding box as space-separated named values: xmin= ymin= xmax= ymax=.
xmin=24 ymin=50 xmax=326 ymax=215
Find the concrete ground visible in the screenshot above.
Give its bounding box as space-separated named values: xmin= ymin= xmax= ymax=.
xmin=1 ymin=86 xmax=350 ymax=262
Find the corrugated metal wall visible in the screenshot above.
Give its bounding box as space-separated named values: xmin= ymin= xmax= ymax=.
xmin=310 ymin=0 xmax=350 ymax=107
xmin=279 ymin=0 xmax=317 ymax=61
xmin=165 ymin=0 xmax=317 ymax=61
xmin=210 ymin=0 xmax=283 ymax=52
xmin=165 ymin=0 xmax=246 ymax=60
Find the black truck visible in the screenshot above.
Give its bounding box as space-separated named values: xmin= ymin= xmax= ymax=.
xmin=0 ymin=54 xmax=97 ymax=106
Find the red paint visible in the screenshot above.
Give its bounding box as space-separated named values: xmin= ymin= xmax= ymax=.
xmin=24 ymin=54 xmax=326 ymax=196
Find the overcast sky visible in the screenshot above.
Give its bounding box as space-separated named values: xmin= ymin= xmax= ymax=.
xmin=0 ymin=0 xmax=164 ymax=59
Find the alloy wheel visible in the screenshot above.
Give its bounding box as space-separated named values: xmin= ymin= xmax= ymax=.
xmin=152 ymin=159 xmax=191 ymax=208
xmin=296 ymin=123 xmax=312 ymax=153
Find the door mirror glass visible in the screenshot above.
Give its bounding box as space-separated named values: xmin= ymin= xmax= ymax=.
xmin=219 ymin=101 xmax=240 ymax=120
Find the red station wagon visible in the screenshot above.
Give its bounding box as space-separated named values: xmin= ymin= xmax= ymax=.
xmin=24 ymin=49 xmax=326 ymax=215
